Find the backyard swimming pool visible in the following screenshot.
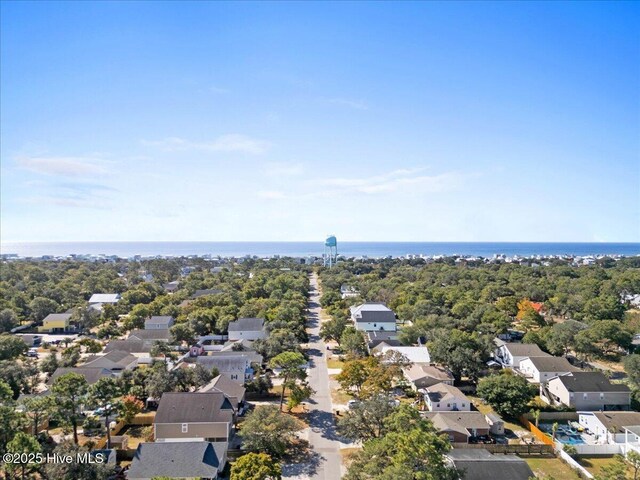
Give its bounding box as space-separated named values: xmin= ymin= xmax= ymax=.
xmin=539 ymin=423 xmax=586 ymax=445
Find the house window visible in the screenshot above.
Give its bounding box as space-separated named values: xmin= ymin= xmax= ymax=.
xmin=600 ymin=393 xmax=605 ymax=399
xmin=231 ymin=374 xmax=238 ymax=380
xmin=447 ymin=404 xmax=450 ymax=407
xmin=182 ymin=423 xmax=188 ymax=433
xmin=583 ymin=393 xmax=588 ymax=399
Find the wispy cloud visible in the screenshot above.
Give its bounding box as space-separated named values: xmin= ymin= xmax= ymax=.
xmin=16 ymin=156 xmax=108 ymax=177
xmin=322 ymin=97 xmax=369 ymax=110
xmin=257 ymin=190 xmax=288 ymax=200
xmin=142 ymin=134 xmax=271 ymax=155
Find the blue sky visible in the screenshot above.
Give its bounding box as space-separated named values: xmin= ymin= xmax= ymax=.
xmin=1 ymin=1 xmax=639 ymax=243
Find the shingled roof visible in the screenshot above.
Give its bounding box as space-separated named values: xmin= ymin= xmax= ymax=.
xmin=228 ymin=317 xmax=265 ymax=332
xmin=155 ymin=392 xmax=234 ymax=424
xmin=555 ymin=372 xmax=631 ymax=393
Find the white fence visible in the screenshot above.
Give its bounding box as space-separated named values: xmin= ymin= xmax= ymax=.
xmin=557 ymin=448 xmax=594 ymax=479
xmin=556 ymin=441 xmax=622 ymax=455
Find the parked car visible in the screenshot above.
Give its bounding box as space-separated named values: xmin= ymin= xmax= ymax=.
xmin=26 ymin=348 xmax=39 ymax=358
xmin=347 ymin=400 xmax=361 ymax=409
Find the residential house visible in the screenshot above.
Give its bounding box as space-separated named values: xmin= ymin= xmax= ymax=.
xmin=578 ymin=411 xmax=640 ymax=444
xmin=518 ymin=355 xmax=579 ymax=383
xmin=127 ymin=329 xmax=171 ymax=342
xmin=127 ymin=441 xmax=227 ymax=480
xmin=403 ymin=364 xmax=454 ymax=390
xmin=38 ymin=313 xmax=73 ymax=333
xmin=48 ymin=367 xmax=115 ymax=385
xmin=154 ymin=392 xmax=234 ymax=442
xmin=227 ymin=317 xmax=267 ymax=341
xmin=195 ymin=354 xmax=259 ymax=384
xmin=88 ymin=293 xmax=121 ymax=311
xmin=340 ymin=285 xmax=359 ymax=299
xmin=83 ymin=350 xmax=139 ymax=373
xmin=198 ymin=374 xmax=246 ymax=411
xmin=446 ymin=449 xmax=535 ymax=480
xmin=494 ymin=342 xmax=549 ymax=368
xmin=425 ymin=383 xmax=471 ymax=412
xmin=365 ymin=331 xmax=401 ymax=350
xmin=373 ymin=344 xmax=431 ymax=364
xmin=103 ymin=339 xmax=152 ymax=359
xmin=19 ymin=334 xmax=42 ymax=347
xmin=144 ymin=316 xmax=175 ymax=330
xmin=162 ymin=281 xmax=180 ymax=293
xmin=423 ymin=411 xmax=490 ymax=443
xmin=350 ymin=303 xmax=397 ymax=332
xmin=541 ymin=372 xmax=631 ymax=410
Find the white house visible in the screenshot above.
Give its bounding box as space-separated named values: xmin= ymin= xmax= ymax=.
xmin=518 ymin=355 xmax=578 ymax=383
xmin=227 ymin=318 xmax=267 ymax=341
xmin=88 ymin=293 xmax=121 ymax=311
xmin=541 ymin=372 xmax=631 ymax=410
xmin=374 ymin=344 xmax=431 ymax=364
xmin=424 ymin=383 xmax=471 ymax=412
xmin=579 ymin=411 xmax=640 ymax=444
xmin=350 ymin=303 xmax=397 ymax=332
xmin=494 ymin=342 xmax=549 ymax=368
xmin=145 ymin=316 xmax=175 ymax=330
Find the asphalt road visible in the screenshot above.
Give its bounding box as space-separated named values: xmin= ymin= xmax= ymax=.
xmin=303 ymin=272 xmax=343 ymax=480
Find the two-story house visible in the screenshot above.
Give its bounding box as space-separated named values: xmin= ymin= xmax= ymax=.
xmin=227 ymin=318 xmax=267 ymax=341
xmin=144 ymin=316 xmax=175 ymax=330
xmin=39 ymin=313 xmax=73 ymax=333
xmin=541 ymin=372 xmax=631 ymax=410
xmin=578 ymin=411 xmax=640 ymax=444
xmin=424 ymin=382 xmax=471 ymax=412
xmin=350 ymin=303 xmax=397 ymax=332
xmin=518 ymin=356 xmax=579 ymax=383
xmin=494 ymin=342 xmax=549 ymax=368
xmin=154 ymin=392 xmax=235 ymax=442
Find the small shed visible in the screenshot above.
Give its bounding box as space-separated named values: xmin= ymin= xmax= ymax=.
xmin=109 ymin=435 xmax=129 ymax=450
xmin=485 ymin=413 xmax=505 ymax=435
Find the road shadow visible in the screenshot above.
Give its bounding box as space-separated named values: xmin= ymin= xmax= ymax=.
xmin=307 ymin=409 xmax=348 ymax=442
xmin=283 ymin=440 xmax=324 ymax=477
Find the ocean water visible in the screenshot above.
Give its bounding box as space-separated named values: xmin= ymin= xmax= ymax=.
xmin=1 ymin=241 xmax=639 ymax=258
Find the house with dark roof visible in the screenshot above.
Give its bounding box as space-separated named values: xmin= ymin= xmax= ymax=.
xmin=198 ymin=374 xmax=246 ymax=410
xmin=447 ymin=449 xmax=534 ymax=480
xmin=423 ymin=411 xmax=490 ymax=443
xmin=154 ymin=392 xmax=234 ymax=442
xmin=494 ymin=342 xmax=549 ymax=368
xmin=518 ymin=355 xmax=579 ymax=383
xmin=425 ymin=383 xmax=471 ymax=412
xmin=144 ymin=316 xmax=175 ymax=330
xmin=365 ymin=332 xmax=401 ymax=350
xmin=103 ymin=339 xmax=152 ymax=357
xmin=349 ymin=303 xmax=397 ymax=332
xmin=127 ymin=441 xmax=227 ymax=480
xmin=127 ymin=329 xmax=171 ymax=342
xmin=162 ymin=280 xmax=180 ymax=293
xmin=227 ymin=317 xmax=267 ymax=341
xmin=541 ymin=372 xmax=631 ymax=410
xmin=83 ymin=350 xmax=138 ymax=372
xmin=579 ymin=411 xmax=640 ymax=444
xmin=195 ymin=354 xmax=259 ymax=384
xmin=48 ymin=367 xmax=114 ymax=385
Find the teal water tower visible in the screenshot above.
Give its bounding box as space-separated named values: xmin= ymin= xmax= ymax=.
xmin=324 ymin=235 xmax=338 ymax=268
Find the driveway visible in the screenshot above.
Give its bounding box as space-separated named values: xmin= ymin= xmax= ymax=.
xmin=283 ymin=273 xmax=345 ymax=479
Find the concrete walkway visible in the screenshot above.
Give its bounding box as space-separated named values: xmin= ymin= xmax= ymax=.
xmin=283 ymin=272 xmax=344 ymax=479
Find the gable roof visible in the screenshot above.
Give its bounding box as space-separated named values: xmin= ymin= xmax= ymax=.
xmin=523 ymin=355 xmax=578 ymax=372
xmin=144 ymin=316 xmax=174 ymax=326
xmin=127 ymin=441 xmax=227 ymax=479
xmin=554 ymin=372 xmax=631 ymax=393
xmin=128 ymin=329 xmax=171 ymax=342
xmin=49 ymin=367 xmax=114 ymax=385
xmin=376 ymin=345 xmax=431 ymax=363
xmin=155 ymin=392 xmax=234 ymax=424
xmin=591 ymin=411 xmax=640 ymax=433
xmin=103 ymin=339 xmax=151 ymax=354
xmin=403 ymin=364 xmax=454 ymax=383
xmin=425 ymin=382 xmax=468 ymax=403
xmin=83 ymin=350 xmax=138 ymax=370
xmin=424 ymin=411 xmax=489 ymax=436
xmin=228 ymin=317 xmax=265 ymax=332
xmin=500 ymin=343 xmax=549 ymax=357
xmin=43 ymin=313 xmax=72 ymax=322
xmin=447 ymin=449 xmax=534 ymax=480
xmin=195 ymin=355 xmax=255 ymax=373
xmin=350 ymin=303 xmax=396 ymax=323
xmin=198 ymin=374 xmax=246 ymax=405
xmin=88 ymin=293 xmax=120 ymax=304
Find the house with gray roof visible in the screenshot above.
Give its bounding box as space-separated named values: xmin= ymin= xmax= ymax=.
xmin=494 ymin=342 xmax=549 ymax=368
xmin=579 ymin=411 xmax=640 ymax=444
xmin=88 ymin=293 xmax=121 ymax=311
xmin=144 ymin=316 xmax=175 ymax=330
xmin=198 ymin=374 xmax=246 ymax=410
xmin=403 ymin=363 xmax=454 ymax=390
xmin=227 ymin=317 xmax=267 ymax=341
xmin=350 ymin=303 xmax=397 ymax=332
xmin=162 ymin=280 xmax=180 ymax=293
xmin=425 ymin=383 xmax=471 ymax=412
xmin=541 ymin=372 xmax=631 ymax=410
xmin=196 ymin=354 xmax=258 ymax=384
xmin=446 ymin=449 xmax=534 ymax=480
xmin=103 ymin=339 xmax=152 ymax=356
xmin=423 ymin=411 xmax=490 ymax=443
xmin=154 ymin=392 xmax=234 ymax=443
xmin=518 ymin=355 xmax=579 ymax=383
xmin=127 ymin=329 xmax=171 ymax=342
xmin=48 ymin=367 xmax=114 ymax=385
xmin=83 ymin=350 xmax=138 ymax=372
xmin=127 ymin=441 xmax=227 ymax=480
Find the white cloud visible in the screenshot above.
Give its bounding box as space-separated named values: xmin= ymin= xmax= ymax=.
xmin=16 ymin=156 xmax=108 ymax=177
xmin=257 ymin=190 xmax=288 ymax=200
xmin=142 ymin=134 xmax=271 ymax=155
xmin=318 ymin=168 xmax=463 ymax=194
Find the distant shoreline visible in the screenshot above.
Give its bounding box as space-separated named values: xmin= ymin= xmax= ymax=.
xmin=1 ymin=241 xmax=639 ymax=259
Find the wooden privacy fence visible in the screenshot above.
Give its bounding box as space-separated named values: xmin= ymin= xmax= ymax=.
xmin=520 ymin=416 xmax=555 ymax=446
xmin=93 ymin=413 xmax=155 ymax=449
xmin=451 ymin=443 xmax=554 ymax=455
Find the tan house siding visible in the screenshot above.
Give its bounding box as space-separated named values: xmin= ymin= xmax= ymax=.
xmin=155 ymin=422 xmax=229 ymax=442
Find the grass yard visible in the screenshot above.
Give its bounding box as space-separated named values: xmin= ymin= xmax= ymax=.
xmin=327 ymin=357 xmax=344 ymax=369
xmin=119 ymin=425 xmax=153 ymax=449
xmin=340 ymin=447 xmax=362 ymax=466
xmin=467 ymin=396 xmax=524 ymax=432
xmin=525 ymin=456 xmax=581 ymax=479
xmin=579 ymin=456 xmax=636 ymax=479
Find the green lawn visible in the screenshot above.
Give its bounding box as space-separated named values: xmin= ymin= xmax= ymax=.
xmin=327 ymin=358 xmax=344 ymax=369
xmin=525 ymin=457 xmax=581 ymax=479
xmin=467 ymin=396 xmax=524 ymax=432
xmin=579 ymin=456 xmax=636 ymax=479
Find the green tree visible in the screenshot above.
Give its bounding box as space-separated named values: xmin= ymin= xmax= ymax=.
xmin=51 ymin=372 xmax=88 ymax=444
xmin=0 ymin=309 xmax=19 ymax=334
xmin=29 ymin=297 xmax=60 ymax=322
xmin=231 ymin=452 xmax=282 ymax=480
xmin=78 ymin=338 xmax=103 ymax=354
xmin=319 ymin=316 xmax=349 ymax=344
xmin=89 ymin=377 xmax=121 ymax=449
xmin=625 ymin=354 xmax=640 ymax=387
xmin=169 ymin=322 xmax=196 ymax=345
xmin=44 ymin=441 xmax=113 ymax=480
xmin=150 ymin=340 xmax=175 ymax=364
xmin=269 ymin=351 xmax=308 ymax=411
xmin=238 ymin=405 xmax=302 ymax=458
xmin=40 ymin=352 xmax=59 ymax=376
xmin=340 ymin=327 xmax=368 ymax=358
xmin=428 ymin=329 xmax=489 ymax=381
xmin=337 ymin=396 xmax=396 ymax=442
xmin=0 ymin=380 xmax=27 ymax=455
xmin=627 ymin=450 xmax=640 ymax=480
xmin=119 ymin=395 xmax=144 ymax=424
xmin=0 ymin=334 xmax=27 ymax=360
xmin=21 ymin=395 xmax=54 ymax=434
xmin=6 ymin=432 xmax=41 ymax=480
xmin=594 ymin=454 xmax=627 ymax=480
xmin=476 ymin=371 xmax=536 ymax=418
